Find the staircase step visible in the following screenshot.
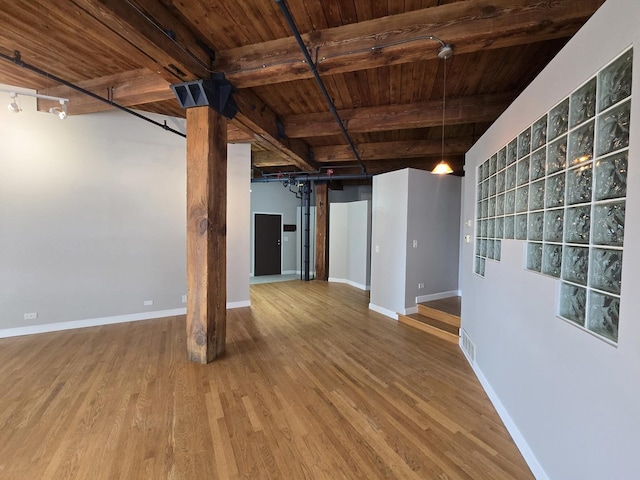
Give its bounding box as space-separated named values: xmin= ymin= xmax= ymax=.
xmin=417 ymin=304 xmax=461 ymax=328
xmin=398 ymin=313 xmax=459 ymax=344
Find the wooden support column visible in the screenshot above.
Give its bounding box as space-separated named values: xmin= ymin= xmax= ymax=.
xmin=186 ymin=106 xmax=227 ymax=363
xmin=315 ymin=183 xmax=330 ymax=281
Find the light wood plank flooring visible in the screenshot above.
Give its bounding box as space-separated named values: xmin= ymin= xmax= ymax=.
xmin=0 ymin=282 xmax=533 ymax=479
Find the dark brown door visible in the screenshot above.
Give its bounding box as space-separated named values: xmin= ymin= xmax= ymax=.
xmin=255 ymin=214 xmax=281 ymax=276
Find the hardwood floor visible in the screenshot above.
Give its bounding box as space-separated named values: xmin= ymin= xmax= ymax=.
xmin=0 ymin=282 xmax=533 ymax=479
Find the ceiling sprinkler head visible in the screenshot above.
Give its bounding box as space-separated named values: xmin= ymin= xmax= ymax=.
xmin=438 ymin=44 xmax=453 ymax=60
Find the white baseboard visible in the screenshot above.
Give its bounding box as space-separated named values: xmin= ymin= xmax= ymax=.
xmin=459 ymin=341 xmax=549 ymax=480
xmin=0 ymin=308 xmax=187 ymax=339
xmin=368 ymin=303 xmax=398 ymax=320
xmin=227 ymin=300 xmax=251 ymax=309
xmin=282 ymin=270 xmax=297 ymax=275
xmin=404 ymin=306 xmax=418 ymax=315
xmin=0 ymin=301 xmax=251 ymax=339
xmin=328 ymin=277 xmax=370 ymax=291
xmin=415 ymin=289 xmax=460 ymax=304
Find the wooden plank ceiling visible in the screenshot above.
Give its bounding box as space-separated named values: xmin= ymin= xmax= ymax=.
xmin=0 ymin=0 xmax=605 ymax=178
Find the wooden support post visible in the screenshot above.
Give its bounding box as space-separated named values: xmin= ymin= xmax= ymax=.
xmin=315 ymin=182 xmax=329 ymax=281
xmin=186 ymin=106 xmax=227 ymax=363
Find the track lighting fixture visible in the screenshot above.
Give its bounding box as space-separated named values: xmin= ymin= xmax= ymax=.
xmin=1 ymin=86 xmax=69 ymax=119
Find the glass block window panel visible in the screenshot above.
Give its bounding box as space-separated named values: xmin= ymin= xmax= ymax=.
xmin=517 ymin=156 xmax=530 ymax=186
xmin=505 ymin=189 xmax=516 ymax=215
xmin=504 ymin=215 xmax=515 ymax=239
xmin=526 ymin=242 xmax=543 ymax=272
xmin=542 ymin=244 xmax=563 ymax=278
xmin=545 ymin=172 xmax=566 ymax=209
xmin=490 ymin=154 xmax=497 ymax=176
xmin=487 ymin=239 xmax=495 ymax=259
xmin=596 ymin=99 xmax=631 ymax=157
xmin=548 ymin=98 xmax=569 ymax=141
xmin=495 ymin=240 xmax=502 ymax=261
xmin=480 ymin=239 xmax=487 ymax=257
xmin=529 ymin=179 xmax=545 ymax=211
xmin=515 ymin=214 xmax=528 ymax=240
xmin=565 ymin=206 xmax=591 ymax=244
xmin=528 ymin=212 xmax=544 ymax=241
xmin=532 ymin=115 xmax=548 ymax=151
xmin=598 ymin=48 xmax=633 ymax=112
xmin=475 ymin=256 xmax=484 ymax=276
xmin=530 ymin=148 xmax=546 ymax=181
xmin=479 ymin=257 xmax=486 ymax=276
xmin=489 ymin=175 xmax=497 ymax=197
xmin=592 ymin=201 xmax=625 ymax=246
xmin=544 ymin=209 xmax=564 ymax=243
xmin=497 ymin=170 xmax=505 ymax=194
xmin=562 ymin=246 xmax=589 ymax=286
xmin=488 ymin=197 xmax=496 ymax=219
xmin=568 ymin=120 xmax=594 ymax=165
xmin=516 ymin=185 xmax=529 ymax=213
xmin=547 ymin=136 xmax=567 ymax=174
xmin=506 ymin=164 xmax=517 ymax=190
xmin=496 ymin=193 xmax=505 ymax=216
xmin=507 ymin=139 xmax=518 ymax=165
xmin=498 ymin=147 xmax=507 ymax=171
xmin=559 ymin=283 xmax=587 ymax=327
xmin=570 ymin=77 xmax=597 ymax=128
xmin=566 ymin=164 xmax=592 ymax=206
xmin=518 ymin=127 xmax=531 ymax=159
xmin=588 ymin=291 xmax=620 ymax=342
xmin=495 ymin=217 xmax=504 ymax=239
xmin=487 ymin=218 xmax=495 ymax=238
xmin=594 ymin=152 xmax=627 ymax=201
xmin=590 ymin=248 xmax=622 ymax=295
xmin=481 ymin=218 xmax=488 ymax=237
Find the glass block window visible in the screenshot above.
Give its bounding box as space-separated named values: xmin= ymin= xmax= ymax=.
xmin=474 ymin=47 xmax=631 ymax=344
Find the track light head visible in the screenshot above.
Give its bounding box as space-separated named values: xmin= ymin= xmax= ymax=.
xmin=7 ymin=92 xmax=20 ymax=113
xmin=48 ymin=99 xmax=68 ymax=120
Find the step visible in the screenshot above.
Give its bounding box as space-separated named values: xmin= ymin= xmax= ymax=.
xmin=417 ymin=297 xmax=461 ymax=328
xmin=398 ymin=313 xmax=459 ymax=344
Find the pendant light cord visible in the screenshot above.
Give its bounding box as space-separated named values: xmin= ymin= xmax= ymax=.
xmin=441 ymin=56 xmax=447 ymax=161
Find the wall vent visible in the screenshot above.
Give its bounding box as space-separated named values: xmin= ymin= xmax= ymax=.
xmin=460 ymin=329 xmax=476 ymax=363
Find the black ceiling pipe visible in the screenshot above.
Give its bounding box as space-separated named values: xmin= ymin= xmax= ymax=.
xmin=274 ymin=0 xmax=366 ymax=174
xmin=0 ymin=50 xmax=186 ymax=138
xmin=252 ymin=173 xmax=371 ymax=183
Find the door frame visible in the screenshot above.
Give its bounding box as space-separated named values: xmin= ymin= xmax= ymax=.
xmin=252 ymin=212 xmax=283 ymax=276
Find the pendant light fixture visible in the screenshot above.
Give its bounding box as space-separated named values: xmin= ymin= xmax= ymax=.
xmin=432 ymin=43 xmax=454 ymax=175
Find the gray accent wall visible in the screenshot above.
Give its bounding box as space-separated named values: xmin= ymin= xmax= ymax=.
xmin=460 ymin=1 xmax=640 ymax=478
xmin=0 ymin=94 xmax=250 ymax=332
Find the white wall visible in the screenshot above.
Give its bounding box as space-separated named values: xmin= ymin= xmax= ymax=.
xmin=250 ymin=182 xmax=299 ymax=274
xmin=369 ymin=169 xmax=409 ymax=318
xmin=328 ymin=200 xmax=371 ymax=290
xmin=460 ymin=1 xmax=640 ymax=478
xmin=0 ymin=93 xmax=250 ymax=336
xmin=226 ymin=144 xmax=251 ymax=307
xmin=329 ymin=184 xmax=372 ymax=203
xmin=406 ymin=169 xmax=461 ymax=307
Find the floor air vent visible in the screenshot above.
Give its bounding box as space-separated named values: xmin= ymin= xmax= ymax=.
xmin=460 ymin=329 xmax=476 ymax=363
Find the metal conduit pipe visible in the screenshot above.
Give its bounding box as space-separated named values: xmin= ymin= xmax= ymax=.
xmin=274 ymin=0 xmax=366 ymax=174
xmin=0 ymin=50 xmax=186 ymax=138
xmin=252 ymin=173 xmax=372 ymax=183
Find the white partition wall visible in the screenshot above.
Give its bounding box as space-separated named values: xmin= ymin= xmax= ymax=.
xmin=370 ymin=168 xmax=461 ymax=318
xmin=328 ymin=200 xmax=371 ymax=290
xmin=460 ymin=1 xmax=640 ymax=478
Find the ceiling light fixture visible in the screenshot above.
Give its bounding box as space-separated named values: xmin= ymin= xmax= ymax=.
xmin=0 ymin=86 xmax=69 ymax=119
xmin=432 ymin=43 xmax=454 ymax=175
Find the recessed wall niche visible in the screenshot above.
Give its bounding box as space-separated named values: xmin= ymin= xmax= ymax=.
xmin=474 ymin=47 xmax=632 ymax=344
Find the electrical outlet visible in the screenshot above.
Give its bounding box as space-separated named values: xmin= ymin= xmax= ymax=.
xmin=144 ymin=300 xmax=153 ymax=306
xmin=412 ymin=239 xmax=418 ymax=248
xmin=375 ymin=245 xmax=380 ymax=253
xmin=24 ymin=312 xmax=38 ymax=320
xmin=418 ymin=283 xmax=424 ymax=289
xmin=182 ymin=294 xmax=187 ymax=304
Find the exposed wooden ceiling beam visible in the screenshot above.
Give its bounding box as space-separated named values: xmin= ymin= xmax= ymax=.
xmin=70 ymin=0 xmax=314 ymax=170
xmin=253 ymin=137 xmax=474 ymax=167
xmin=217 ymin=0 xmax=605 ymax=88
xmin=283 ymin=92 xmax=513 ymax=138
